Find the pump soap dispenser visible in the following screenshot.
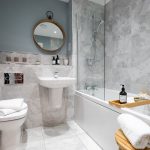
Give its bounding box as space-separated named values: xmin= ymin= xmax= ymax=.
xmin=119 ymin=85 xmax=127 ymax=104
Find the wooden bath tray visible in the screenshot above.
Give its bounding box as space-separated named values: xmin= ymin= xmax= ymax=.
xmin=109 ymin=100 xmax=150 ymax=108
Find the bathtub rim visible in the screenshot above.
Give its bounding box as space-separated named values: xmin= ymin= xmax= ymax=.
xmin=75 ymin=90 xmax=150 ymax=125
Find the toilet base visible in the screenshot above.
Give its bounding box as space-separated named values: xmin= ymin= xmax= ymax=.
xmin=0 ymin=128 xmax=21 ymax=150
xmin=0 ymin=117 xmax=25 ymax=150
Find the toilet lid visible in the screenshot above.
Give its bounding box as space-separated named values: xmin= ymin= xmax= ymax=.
xmin=0 ymin=103 xmax=28 ymax=122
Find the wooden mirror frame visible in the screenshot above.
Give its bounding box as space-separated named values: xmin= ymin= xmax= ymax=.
xmin=33 ymin=19 xmax=66 ymax=54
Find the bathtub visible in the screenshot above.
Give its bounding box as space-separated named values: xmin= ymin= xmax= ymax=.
xmin=74 ymin=89 xmax=150 ymax=150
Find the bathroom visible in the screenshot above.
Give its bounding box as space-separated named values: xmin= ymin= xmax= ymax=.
xmin=0 ymin=0 xmax=150 ymax=150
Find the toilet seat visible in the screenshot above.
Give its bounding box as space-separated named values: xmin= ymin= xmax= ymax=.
xmin=0 ymin=103 xmax=28 ymax=122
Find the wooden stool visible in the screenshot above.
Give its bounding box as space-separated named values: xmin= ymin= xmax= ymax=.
xmin=115 ymin=129 xmax=150 ymax=150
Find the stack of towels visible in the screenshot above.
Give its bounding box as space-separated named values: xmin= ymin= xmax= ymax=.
xmin=0 ymin=98 xmax=26 ymax=116
xmin=118 ymin=113 xmax=150 ymax=149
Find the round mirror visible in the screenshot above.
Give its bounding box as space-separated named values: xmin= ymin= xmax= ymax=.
xmin=33 ymin=19 xmax=66 ymax=53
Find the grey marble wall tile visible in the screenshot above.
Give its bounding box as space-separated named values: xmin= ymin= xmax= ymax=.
xmin=105 ymin=0 xmax=150 ymax=94
xmin=64 ymin=87 xmax=75 ymax=120
xmin=0 ymin=51 xmax=71 ymax=66
xmin=0 ymin=63 xmax=74 ymax=128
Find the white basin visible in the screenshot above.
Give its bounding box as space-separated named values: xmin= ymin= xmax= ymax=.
xmin=38 ymin=77 xmax=76 ymax=88
xmin=38 ymin=77 xmax=76 ymax=110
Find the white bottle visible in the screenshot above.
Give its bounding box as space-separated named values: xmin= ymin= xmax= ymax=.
xmin=56 ymin=55 xmax=60 ymax=65
xmin=63 ymin=58 xmax=69 ymax=66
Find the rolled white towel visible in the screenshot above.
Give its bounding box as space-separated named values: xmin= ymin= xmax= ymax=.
xmin=0 ymin=98 xmax=24 ymax=110
xmin=0 ymin=103 xmax=27 ymax=116
xmin=118 ymin=113 xmax=150 ymax=149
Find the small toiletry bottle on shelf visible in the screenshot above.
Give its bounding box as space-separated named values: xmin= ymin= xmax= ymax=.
xmin=56 ymin=55 xmax=60 ymax=65
xmin=63 ymin=58 xmax=69 ymax=66
xmin=119 ymin=85 xmax=127 ymax=104
xmin=52 ymin=56 xmax=56 ymax=65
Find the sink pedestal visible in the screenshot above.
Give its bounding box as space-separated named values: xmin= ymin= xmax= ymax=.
xmin=49 ymin=88 xmax=63 ymax=109
xmin=38 ymin=77 xmax=75 ymax=110
xmin=38 ymin=77 xmax=75 ymax=126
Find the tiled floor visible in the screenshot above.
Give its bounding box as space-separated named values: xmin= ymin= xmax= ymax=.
xmin=17 ymin=121 xmax=102 ymax=150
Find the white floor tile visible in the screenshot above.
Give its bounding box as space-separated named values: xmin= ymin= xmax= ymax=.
xmin=45 ymin=136 xmax=87 ymax=150
xmin=78 ymin=133 xmax=102 ymax=150
xmin=21 ymin=127 xmax=44 ymax=143
xmin=67 ymin=121 xmax=85 ymax=134
xmin=18 ymin=121 xmax=102 ymax=150
xmin=17 ymin=141 xmax=45 ymax=150
xmin=42 ymin=122 xmax=83 ymax=143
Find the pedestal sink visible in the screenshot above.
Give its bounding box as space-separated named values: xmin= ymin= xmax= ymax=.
xmin=38 ymin=77 xmax=76 ymax=109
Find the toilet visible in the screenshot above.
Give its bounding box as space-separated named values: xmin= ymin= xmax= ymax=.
xmin=0 ymin=101 xmax=28 ymax=150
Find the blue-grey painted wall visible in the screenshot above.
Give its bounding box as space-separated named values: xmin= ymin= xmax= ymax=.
xmin=0 ymin=0 xmax=69 ymax=55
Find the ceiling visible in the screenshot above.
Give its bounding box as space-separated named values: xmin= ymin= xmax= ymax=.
xmin=59 ymin=0 xmax=70 ymax=2
xmin=88 ymin=0 xmax=105 ymax=5
xmin=59 ymin=0 xmax=111 ymax=5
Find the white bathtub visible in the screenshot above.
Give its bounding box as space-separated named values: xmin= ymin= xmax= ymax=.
xmin=75 ymin=89 xmax=150 ymax=150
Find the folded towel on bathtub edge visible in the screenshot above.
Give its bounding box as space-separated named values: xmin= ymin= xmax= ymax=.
xmin=117 ymin=113 xmax=150 ymax=149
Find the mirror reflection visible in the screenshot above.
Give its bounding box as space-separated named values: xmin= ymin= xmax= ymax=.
xmin=33 ymin=22 xmax=64 ymax=51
